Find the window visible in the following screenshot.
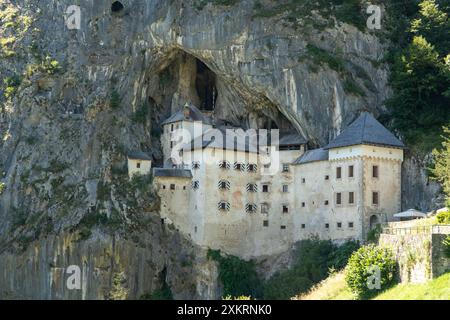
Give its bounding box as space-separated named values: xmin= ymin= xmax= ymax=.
xmin=247 ymin=183 xmax=257 ymax=193
xmin=282 ymin=164 xmax=289 ymax=172
xmin=246 ymin=203 xmax=257 ymax=213
xmin=263 ymin=220 xmax=269 ymax=227
xmin=282 ymin=205 xmax=289 ymax=213
xmin=301 ymin=202 xmax=305 ymax=207
xmin=325 ymin=175 xmax=329 ymax=180
xmin=282 ymin=185 xmax=289 ymax=193
xmin=301 ymin=224 xmax=306 ymax=229
xmin=336 ymin=192 xmax=342 ymax=205
xmin=162 ymin=185 xmax=166 ymax=190
xmin=234 ymin=162 xmax=244 ymax=171
xmin=192 ymin=181 xmax=199 ymax=190
xmin=247 ymin=163 xmax=257 ymax=172
xmin=219 ymin=161 xmax=230 ymax=170
xmin=262 ymin=184 xmax=269 ymax=193
xmin=349 ymin=165 xmax=354 ymax=178
xmin=325 ymin=223 xmax=330 ymax=229
xmin=171 ymin=124 xmax=174 ymax=132
xmin=349 ymin=192 xmax=354 ymax=204
xmin=136 ymin=162 xmax=141 ymax=169
xmin=348 ymin=222 xmax=354 ymax=228
xmin=281 ymin=225 xmax=286 ymax=230
xmin=183 ymin=186 xmax=186 ymax=190
xmin=261 ymin=203 xmax=269 ymax=214
xmin=218 ymin=201 xmax=230 ymax=211
xmin=170 ymin=184 xmax=175 ymax=190
xmin=218 ymin=180 xmax=230 ymax=190
xmin=301 ymin=178 xmax=306 ymax=183
xmin=372 ymin=192 xmax=379 ymax=205
xmin=336 ymin=167 xmax=342 ymax=179
xmin=192 ymin=161 xmax=200 ymax=169
xmin=170 ymin=141 xmax=174 ymax=148
xmin=337 ymin=222 xmax=342 ymax=228
xmin=373 ymin=165 xmax=379 ymax=178
xmin=324 ymin=200 xmax=329 ymax=205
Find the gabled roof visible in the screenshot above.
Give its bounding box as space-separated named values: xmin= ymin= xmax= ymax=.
xmin=153 ymin=168 xmax=192 ymax=178
xmin=161 ymin=103 xmax=212 ymax=126
xmin=127 ymin=151 xmax=152 ymax=161
xmin=293 ymin=148 xmax=329 ymax=165
xmin=324 ymin=112 xmax=405 ymax=150
xmin=278 ymin=133 xmax=307 ymax=146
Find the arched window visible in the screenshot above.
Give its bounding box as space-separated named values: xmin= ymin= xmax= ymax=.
xmin=218 ymin=201 xmax=230 ymax=211
xmin=247 ymin=163 xmax=257 ymax=172
xmin=246 ymin=183 xmax=257 ymax=193
xmin=218 ymin=180 xmax=230 ymax=190
xmin=246 ymin=204 xmax=257 ymax=213
xmin=219 ymin=160 xmax=230 ymax=170
xmin=234 ymin=162 xmax=244 ymax=172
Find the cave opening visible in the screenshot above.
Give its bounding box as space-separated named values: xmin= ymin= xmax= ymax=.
xmin=111 ymin=1 xmax=124 ymax=13
xmin=195 ymin=59 xmax=217 ymax=111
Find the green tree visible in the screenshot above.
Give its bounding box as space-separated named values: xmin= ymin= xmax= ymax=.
xmin=431 ymin=126 xmax=450 ymax=206
xmin=411 ymin=0 xmax=450 ymax=54
xmin=386 ymin=36 xmax=450 ymax=152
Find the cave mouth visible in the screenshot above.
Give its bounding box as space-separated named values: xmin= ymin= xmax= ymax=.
xmin=111 ymin=1 xmax=124 ymax=13
xmin=195 ymin=59 xmax=217 ymax=111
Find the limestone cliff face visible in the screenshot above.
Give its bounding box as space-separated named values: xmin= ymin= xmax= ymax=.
xmin=0 ymin=0 xmax=441 ymax=299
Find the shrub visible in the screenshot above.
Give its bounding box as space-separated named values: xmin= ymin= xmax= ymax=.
xmin=345 ymin=245 xmax=397 ymax=299
xmin=0 ymin=182 xmax=5 ymax=195
xmin=131 ymin=103 xmax=149 ymax=123
xmin=436 ymin=210 xmax=450 ymax=224
xmin=207 ymin=249 xmax=262 ymax=298
xmin=263 ymin=270 xmax=312 ymax=300
xmin=110 ymin=90 xmax=121 ymax=109
xmin=367 ymin=224 xmax=382 ymax=243
xmin=140 ymin=283 xmax=173 ymax=300
xmin=443 ymin=235 xmax=450 ymax=258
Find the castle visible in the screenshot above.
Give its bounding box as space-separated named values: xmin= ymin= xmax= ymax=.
xmin=129 ymin=104 xmax=405 ymax=259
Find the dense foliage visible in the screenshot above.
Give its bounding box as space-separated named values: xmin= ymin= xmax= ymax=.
xmin=431 ymin=127 xmax=450 ymax=206
xmin=436 ymin=209 xmax=450 ymax=224
xmin=385 ymin=0 xmax=450 ymax=153
xmin=208 ymin=239 xmax=359 ymax=300
xmin=207 ymin=249 xmax=263 ymax=298
xmin=345 ymin=245 xmax=396 ymax=299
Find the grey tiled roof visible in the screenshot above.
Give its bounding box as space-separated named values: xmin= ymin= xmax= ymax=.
xmin=161 ymin=104 xmax=212 ymax=126
xmin=127 ymin=151 xmax=152 ymax=161
xmin=182 ymin=128 xmax=259 ymax=153
xmin=293 ymin=148 xmax=329 ymax=165
xmin=278 ymin=133 xmax=307 ymax=146
xmin=153 ymin=168 xmax=193 ymax=178
xmin=324 ymin=112 xmax=405 ymax=150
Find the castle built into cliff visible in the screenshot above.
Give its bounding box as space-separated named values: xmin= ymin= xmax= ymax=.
xmin=128 ymin=104 xmax=405 ymax=258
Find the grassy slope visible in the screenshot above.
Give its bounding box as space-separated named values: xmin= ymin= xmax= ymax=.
xmin=296 ymin=272 xmax=450 ymax=300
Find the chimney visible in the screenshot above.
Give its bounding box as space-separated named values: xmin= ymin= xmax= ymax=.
xmin=183 ymin=102 xmax=190 ymax=119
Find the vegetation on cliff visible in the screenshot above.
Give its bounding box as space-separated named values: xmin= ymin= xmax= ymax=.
xmin=384 ymin=0 xmax=450 ymax=154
